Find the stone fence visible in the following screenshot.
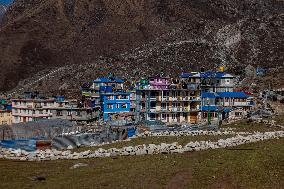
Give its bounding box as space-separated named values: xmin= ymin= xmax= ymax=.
xmin=0 ymin=131 xmax=283 ymax=161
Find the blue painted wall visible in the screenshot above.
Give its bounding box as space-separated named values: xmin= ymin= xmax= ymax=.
xmin=101 ymin=93 xmax=131 ymax=121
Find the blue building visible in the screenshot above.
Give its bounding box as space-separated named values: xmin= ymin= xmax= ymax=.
xmin=201 ymin=92 xmax=219 ymax=111
xmin=101 ymin=92 xmax=131 ymax=121
xmin=201 ymin=91 xmax=254 ymax=121
xmin=81 ymin=75 xmax=131 ymax=122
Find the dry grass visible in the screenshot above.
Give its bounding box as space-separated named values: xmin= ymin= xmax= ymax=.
xmin=0 ymin=119 xmax=283 ymax=188
xmin=220 ymin=117 xmax=284 ymax=133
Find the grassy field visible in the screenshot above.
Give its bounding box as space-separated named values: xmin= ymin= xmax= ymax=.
xmin=0 ymin=118 xmax=283 ymax=189
xmin=220 ymin=117 xmax=284 ymax=133
xmin=0 ymin=138 xmax=283 ymax=189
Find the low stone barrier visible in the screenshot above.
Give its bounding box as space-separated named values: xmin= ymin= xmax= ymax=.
xmin=86 ymin=129 xmax=250 ymax=148
xmin=0 ymin=131 xmax=283 ymax=161
xmin=135 ymin=130 xmax=250 ymax=137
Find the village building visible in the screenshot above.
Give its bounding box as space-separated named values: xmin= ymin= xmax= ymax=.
xmin=11 ymin=92 xmax=55 ymax=123
xmin=50 ymin=98 xmax=99 ymax=124
xmin=135 ymin=76 xmax=201 ymax=125
xmin=176 ymin=68 xmax=254 ymax=122
xmin=0 ymin=110 xmax=12 ymax=125
xmin=12 ymin=92 xmax=99 ymax=124
xmin=0 ymin=98 xmax=13 ymax=125
xmin=81 ymin=75 xmax=132 ymax=122
xmin=10 ymin=69 xmax=255 ymax=125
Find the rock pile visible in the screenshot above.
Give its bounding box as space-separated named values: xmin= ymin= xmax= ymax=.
xmin=86 ymin=129 xmax=248 ymax=148
xmin=0 ymin=131 xmax=283 ymax=161
xmin=136 ymin=130 xmax=250 ymax=137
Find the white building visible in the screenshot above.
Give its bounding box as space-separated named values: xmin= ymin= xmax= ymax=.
xmin=12 ymin=98 xmax=57 ymax=123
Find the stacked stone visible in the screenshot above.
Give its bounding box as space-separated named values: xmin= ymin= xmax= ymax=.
xmin=0 ymin=131 xmax=283 ymax=161
xmin=137 ymin=130 xmax=251 ymax=137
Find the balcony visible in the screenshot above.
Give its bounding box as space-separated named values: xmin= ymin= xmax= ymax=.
xmin=12 ymin=112 xmax=52 ymax=117
xmin=161 ymin=97 xmax=169 ymax=101
xmin=150 ymin=97 xmax=158 ymax=101
xmin=187 ymin=83 xmax=199 ymax=90
xmin=233 ymin=102 xmax=250 ymax=106
xmin=82 ymin=92 xmax=100 ymax=98
xmin=140 ymin=97 xmax=146 ymax=101
xmin=183 ymin=107 xmax=190 ymax=112
xmin=34 ymin=104 xmax=42 ymax=108
xmin=172 ymin=108 xmax=178 ymax=112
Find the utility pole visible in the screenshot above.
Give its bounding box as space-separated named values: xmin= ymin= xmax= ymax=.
xmin=207 ymin=98 xmax=211 ymax=125
xmin=2 ymin=128 xmax=4 ymax=140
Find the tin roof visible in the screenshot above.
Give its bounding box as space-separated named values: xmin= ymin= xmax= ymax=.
xmin=93 ymin=77 xmax=124 ymax=83
xmin=217 ymin=92 xmax=248 ymax=98
xmin=201 ymin=92 xmax=219 ymax=98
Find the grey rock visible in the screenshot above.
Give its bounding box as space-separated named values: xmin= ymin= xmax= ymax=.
xmin=70 ymin=163 xmax=88 ymax=169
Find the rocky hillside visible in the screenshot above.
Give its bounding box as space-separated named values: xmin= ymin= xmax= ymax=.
xmin=0 ymin=0 xmax=283 ymax=94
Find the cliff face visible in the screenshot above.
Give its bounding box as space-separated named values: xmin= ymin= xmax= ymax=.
xmin=0 ymin=0 xmax=283 ymax=92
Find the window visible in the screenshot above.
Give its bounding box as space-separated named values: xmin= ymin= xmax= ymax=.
xmin=121 ymin=104 xmax=127 ymax=109
xmin=107 ymin=96 xmax=114 ymax=100
xmin=121 ymin=95 xmax=128 ymax=99
xmin=116 ymin=104 xmax=120 ymax=109
xmin=235 ymin=112 xmax=242 ymax=117
xmin=150 ymin=102 xmax=156 ymax=109
xmin=162 ymin=114 xmax=166 ymax=120
xmin=67 ymin=111 xmax=72 ymax=116
xmin=39 ymin=110 xmax=43 ymax=114
xmin=56 ymin=111 xmax=63 ymax=116
xmin=76 ymin=111 xmax=81 ymax=116
xmin=161 ymin=103 xmax=166 ymax=110
xmin=172 ymin=114 xmax=177 ymax=120
xmin=107 ymin=104 xmax=113 ymax=109
xmin=44 ymin=102 xmax=47 ymax=107
xmin=149 ymin=113 xmax=156 ymax=120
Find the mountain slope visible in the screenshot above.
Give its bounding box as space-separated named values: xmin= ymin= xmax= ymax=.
xmin=0 ymin=0 xmax=283 ymax=92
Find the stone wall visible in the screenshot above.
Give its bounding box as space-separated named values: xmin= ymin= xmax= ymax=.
xmin=0 ymin=131 xmax=283 ymax=161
